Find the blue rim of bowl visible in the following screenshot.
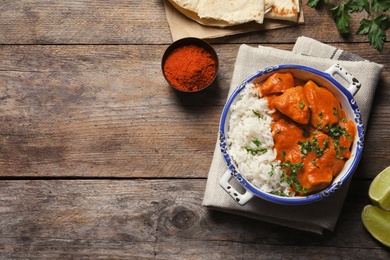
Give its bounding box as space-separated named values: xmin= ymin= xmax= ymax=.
xmin=219 ymin=64 xmax=364 ymax=205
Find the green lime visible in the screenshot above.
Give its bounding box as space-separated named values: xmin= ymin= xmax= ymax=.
xmin=361 ymin=205 xmax=390 ymax=247
xmin=369 ymin=166 xmax=390 ymax=211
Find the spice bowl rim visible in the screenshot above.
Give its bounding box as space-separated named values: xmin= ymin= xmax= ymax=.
xmin=161 ymin=37 xmax=219 ymax=93
xmin=218 ymin=64 xmax=364 ymax=206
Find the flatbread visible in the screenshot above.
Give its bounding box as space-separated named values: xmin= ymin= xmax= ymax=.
xmin=168 ymin=0 xmax=233 ymax=27
xmin=265 ymin=0 xmax=300 ymax=22
xmin=169 ymin=0 xmax=271 ymax=27
xmin=196 ymin=0 xmax=265 ymax=25
xmin=168 ymin=0 xmax=299 ymax=27
xmin=171 ymin=0 xmax=199 ymax=12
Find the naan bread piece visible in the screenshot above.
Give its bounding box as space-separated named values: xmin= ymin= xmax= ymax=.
xmin=168 ymin=0 xmax=233 ymax=27
xmin=170 ymin=0 xmax=200 ymax=13
xmin=197 ymin=0 xmax=266 ymax=25
xmin=265 ymin=0 xmax=300 ymax=22
xmin=168 ymin=0 xmax=276 ymax=27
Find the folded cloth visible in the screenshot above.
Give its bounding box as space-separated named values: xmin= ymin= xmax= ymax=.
xmin=202 ymin=36 xmax=383 ymax=234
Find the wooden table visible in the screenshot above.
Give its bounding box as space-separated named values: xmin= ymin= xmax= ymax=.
xmin=0 ymin=1 xmax=389 ymax=258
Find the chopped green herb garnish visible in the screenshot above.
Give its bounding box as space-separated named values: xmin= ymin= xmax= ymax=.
xmin=245 ymin=147 xmax=267 ymax=155
xmin=333 ymin=107 xmax=338 ymax=115
xmin=298 ymin=137 xmax=329 ymax=157
xmin=300 ymin=102 xmax=305 ymax=109
xmin=333 ymin=140 xmax=344 ymax=160
xmin=313 ymin=137 xmax=325 ymax=157
xmin=271 ymin=190 xmax=292 ymax=197
xmin=268 ymin=164 xmax=275 ymax=176
xmin=298 ymin=140 xmax=311 ymax=155
xmin=245 ymin=139 xmax=267 ymax=155
xmin=317 ymin=121 xmax=323 ymax=130
xmin=323 ymin=139 xmax=330 ymax=149
xmin=252 ymin=139 xmax=261 ymax=147
xmin=252 ymin=110 xmax=262 ymax=118
xmin=294 ymin=180 xmax=309 ymax=194
xmin=279 ymin=161 xmax=308 ymax=194
xmin=280 ymin=161 xmax=303 ymax=174
xmin=329 ymin=124 xmax=353 ymax=140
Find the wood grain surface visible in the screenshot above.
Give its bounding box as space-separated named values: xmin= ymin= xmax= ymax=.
xmin=0 ymin=44 xmax=388 ymax=178
xmin=0 ymin=0 xmax=390 ymax=258
xmin=0 ymin=179 xmax=387 ymax=259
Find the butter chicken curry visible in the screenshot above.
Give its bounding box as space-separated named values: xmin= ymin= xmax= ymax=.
xmin=255 ymin=72 xmax=356 ymax=196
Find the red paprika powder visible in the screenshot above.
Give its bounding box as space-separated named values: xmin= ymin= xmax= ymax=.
xmin=163 ymin=45 xmax=217 ymax=92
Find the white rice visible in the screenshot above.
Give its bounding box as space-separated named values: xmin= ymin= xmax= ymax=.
xmin=227 ymin=83 xmax=291 ymax=195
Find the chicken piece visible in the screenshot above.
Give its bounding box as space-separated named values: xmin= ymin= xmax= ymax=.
xmin=303 ymin=80 xmax=341 ymax=131
xmin=264 ymin=95 xmax=285 ymax=121
xmin=271 ymin=86 xmax=310 ymax=125
xmin=298 ymin=132 xmax=343 ymax=194
xmin=299 ymin=152 xmax=334 ymax=195
xmin=257 ymin=72 xmax=295 ymax=96
xmin=271 ymin=118 xmax=308 ymax=164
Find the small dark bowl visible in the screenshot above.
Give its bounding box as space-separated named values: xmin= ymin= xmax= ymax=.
xmin=162 ymin=37 xmax=219 ymax=93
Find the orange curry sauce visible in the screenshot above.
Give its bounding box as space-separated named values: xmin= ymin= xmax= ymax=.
xmin=255 ymin=72 xmax=356 ymax=196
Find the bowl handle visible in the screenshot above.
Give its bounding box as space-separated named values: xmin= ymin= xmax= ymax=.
xmin=219 ymin=169 xmax=254 ymax=205
xmin=325 ymin=64 xmax=361 ymax=96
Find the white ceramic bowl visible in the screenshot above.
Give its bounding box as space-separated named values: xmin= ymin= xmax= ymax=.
xmin=219 ymin=64 xmax=364 ymax=205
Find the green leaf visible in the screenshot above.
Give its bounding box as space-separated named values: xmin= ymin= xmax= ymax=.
xmin=357 ymin=18 xmax=372 ymax=35
xmin=376 ymin=14 xmax=390 ymax=30
xmin=346 ymin=0 xmax=366 ymax=12
xmin=331 ymin=2 xmax=352 ymax=33
xmin=363 ymin=0 xmax=371 ymax=14
xmin=368 ymin=22 xmax=387 ymax=52
xmin=307 ymin=0 xmax=389 ymax=51
xmin=307 ymin=0 xmax=328 ymax=8
xmin=372 ymin=0 xmax=390 ymax=12
xmin=358 ymin=15 xmax=390 ymax=52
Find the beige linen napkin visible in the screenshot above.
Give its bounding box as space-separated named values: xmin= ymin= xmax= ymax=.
xmin=202 ymin=36 xmax=383 ymax=234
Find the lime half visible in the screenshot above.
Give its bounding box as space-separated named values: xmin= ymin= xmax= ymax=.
xmin=369 ymin=166 xmax=390 ymax=211
xmin=361 ymin=205 xmax=390 ymax=247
